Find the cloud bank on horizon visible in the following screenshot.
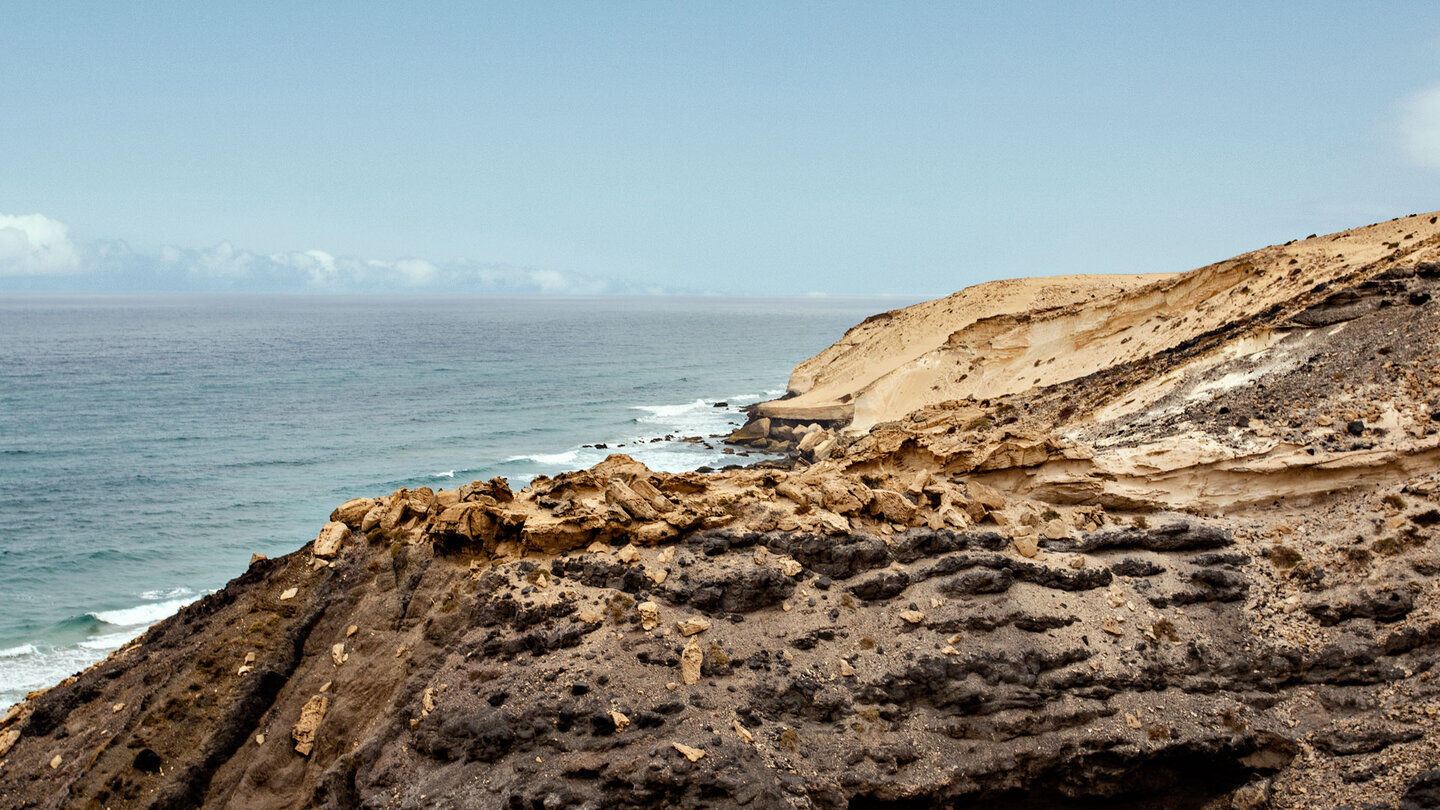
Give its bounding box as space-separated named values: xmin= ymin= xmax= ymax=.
xmin=0 ymin=212 xmax=665 ymax=294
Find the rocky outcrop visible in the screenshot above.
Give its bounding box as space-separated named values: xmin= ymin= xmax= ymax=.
xmin=2 ymin=210 xmax=1440 ymax=809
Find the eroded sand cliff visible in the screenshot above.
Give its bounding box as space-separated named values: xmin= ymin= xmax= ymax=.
xmin=2 ymin=211 xmax=1440 ymax=809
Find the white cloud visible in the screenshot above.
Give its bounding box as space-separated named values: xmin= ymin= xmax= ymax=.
xmin=0 ymin=213 xmax=80 ymax=275
xmin=1402 ymin=85 xmax=1440 ymax=170
xmin=0 ymin=211 xmax=678 ymax=293
xmin=393 ymin=258 xmax=439 ymax=285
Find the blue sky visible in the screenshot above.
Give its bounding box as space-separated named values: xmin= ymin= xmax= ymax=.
xmin=2 ymin=2 xmax=1438 ymax=294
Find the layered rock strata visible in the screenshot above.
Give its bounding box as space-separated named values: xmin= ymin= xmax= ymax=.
xmin=2 ymin=211 xmax=1440 ymax=809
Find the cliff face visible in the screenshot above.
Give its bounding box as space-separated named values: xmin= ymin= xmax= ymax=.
xmin=3 ymin=212 xmax=1440 ymax=810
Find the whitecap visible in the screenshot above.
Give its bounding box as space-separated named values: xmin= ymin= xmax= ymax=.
xmin=0 ymin=643 xmax=37 ymax=658
xmin=432 ymin=470 xmax=456 ymax=479
xmin=78 ymin=630 xmax=145 ymax=651
xmin=139 ymin=586 xmax=195 ymax=601
xmin=632 ymin=399 xmax=711 ymax=419
xmin=89 ymin=597 xmax=195 ymax=627
xmin=506 ymin=449 xmax=580 ymax=466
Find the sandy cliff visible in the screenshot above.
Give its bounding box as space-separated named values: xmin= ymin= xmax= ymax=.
xmin=756 ymin=215 xmax=1438 ymax=432
xmin=2 ymin=211 xmax=1440 ymax=809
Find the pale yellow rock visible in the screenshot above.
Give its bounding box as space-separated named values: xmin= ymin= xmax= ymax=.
xmin=814 ymin=508 xmax=850 ymax=534
xmin=839 ymin=660 xmax=857 ymax=677
xmin=1042 ymin=519 xmax=1071 ymax=540
xmin=1012 ymin=534 xmax=1039 ymax=558
xmin=255 ymin=734 xmax=265 ymax=745
xmin=0 ymin=729 xmax=19 ymax=757
xmin=647 ymin=567 xmax=669 ymax=585
xmin=673 ymin=742 xmax=707 ymax=762
xmin=1125 ymin=712 xmax=1143 ymax=729
xmin=680 ymin=637 xmax=703 ymax=685
xmin=330 ymin=497 xmax=376 ymax=528
xmin=776 ymin=557 xmax=803 ymax=577
xmin=360 ymin=502 xmax=387 ymax=533
xmin=245 ymin=652 xmax=256 ymax=663
xmin=899 ymin=609 xmax=926 ymax=624
xmin=733 ymin=719 xmax=754 ymax=743
xmin=237 ymin=665 xmax=254 ymax=676
xmin=942 ymin=646 xmax=960 ymax=656
xmin=331 ymin=643 xmax=348 ymax=667
xmin=111 ymin=702 xmax=124 ymax=713
xmin=677 ymin=616 xmax=711 ymax=637
xmin=638 ymin=601 xmax=661 ymax=631
xmin=49 ymin=754 xmax=62 ymax=769
xmin=250 ymin=553 xmax=268 ymax=565
xmin=657 ymin=547 xmax=676 ymax=564
xmin=313 ymin=521 xmax=351 ymax=558
xmin=753 ymin=547 xmax=770 ymax=565
xmin=586 ymin=541 xmax=611 ymax=555
xmin=636 ymin=521 xmax=680 ymax=544
xmin=616 ymin=544 xmax=641 ymax=564
xmin=1102 ymin=616 xmax=1124 ymax=636
xmin=422 ymin=687 xmax=435 ymax=714
xmin=609 ymin=710 xmax=630 ymax=732
xmin=346 ymin=624 xmax=358 ymax=637
xmin=576 ymin=609 xmax=604 ymax=625
xmin=280 ymin=587 xmax=298 ymax=600
xmin=1068 ymin=554 xmax=1087 ymax=569
xmin=319 ymin=681 xmax=332 ymax=693
xmin=292 ymin=694 xmax=329 ymax=756
xmin=966 ymin=481 xmax=1008 ymax=511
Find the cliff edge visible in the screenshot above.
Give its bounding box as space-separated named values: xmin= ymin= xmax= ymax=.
xmin=2 ymin=211 xmax=1440 ymax=809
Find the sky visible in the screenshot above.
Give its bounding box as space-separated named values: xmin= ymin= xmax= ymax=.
xmin=1 ymin=2 xmax=1438 ymax=295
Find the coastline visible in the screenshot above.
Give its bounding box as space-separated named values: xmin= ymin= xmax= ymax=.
xmin=0 ymin=295 xmax=900 ymax=711
xmin=3 ymin=215 xmax=1440 ymax=807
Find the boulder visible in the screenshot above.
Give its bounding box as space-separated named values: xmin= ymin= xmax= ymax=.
xmin=313 ymin=521 xmax=350 ymax=559
xmin=606 ymin=481 xmax=660 ymax=521
xmin=820 ymin=479 xmax=866 ymax=514
xmin=330 ymin=497 xmax=377 ymax=528
xmin=680 ymin=637 xmax=703 ymax=685
xmin=728 ymin=418 xmax=771 ymax=443
xmin=672 ymin=742 xmax=706 ymax=762
xmin=677 ymin=616 xmax=711 ymax=636
xmin=796 ymin=429 xmax=827 ymax=454
xmin=1013 ymin=534 xmax=1040 ymax=558
xmin=628 ymin=478 xmax=672 ymax=513
xmin=966 ymin=481 xmax=1008 ymax=512
xmin=638 ymin=601 xmax=660 ymax=631
xmin=635 ymin=521 xmax=680 ymax=545
xmin=868 ymin=489 xmax=918 ymax=524
xmin=292 ymin=695 xmax=329 ymax=756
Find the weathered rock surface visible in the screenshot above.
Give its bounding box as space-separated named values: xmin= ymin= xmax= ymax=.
xmin=2 ymin=210 xmax=1440 ymax=809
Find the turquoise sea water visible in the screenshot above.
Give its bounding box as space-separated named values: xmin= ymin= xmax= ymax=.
xmin=0 ymin=294 xmax=904 ymax=708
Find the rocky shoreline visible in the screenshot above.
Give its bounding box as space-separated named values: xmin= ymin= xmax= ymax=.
xmin=3 ymin=211 xmax=1440 ymax=808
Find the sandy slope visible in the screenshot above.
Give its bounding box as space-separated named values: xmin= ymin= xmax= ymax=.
xmin=757 ymin=212 xmax=1440 ymax=431
xmin=4 ymin=209 xmax=1440 ymax=810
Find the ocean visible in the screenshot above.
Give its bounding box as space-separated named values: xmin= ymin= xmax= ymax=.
xmin=0 ymin=294 xmax=905 ymax=708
